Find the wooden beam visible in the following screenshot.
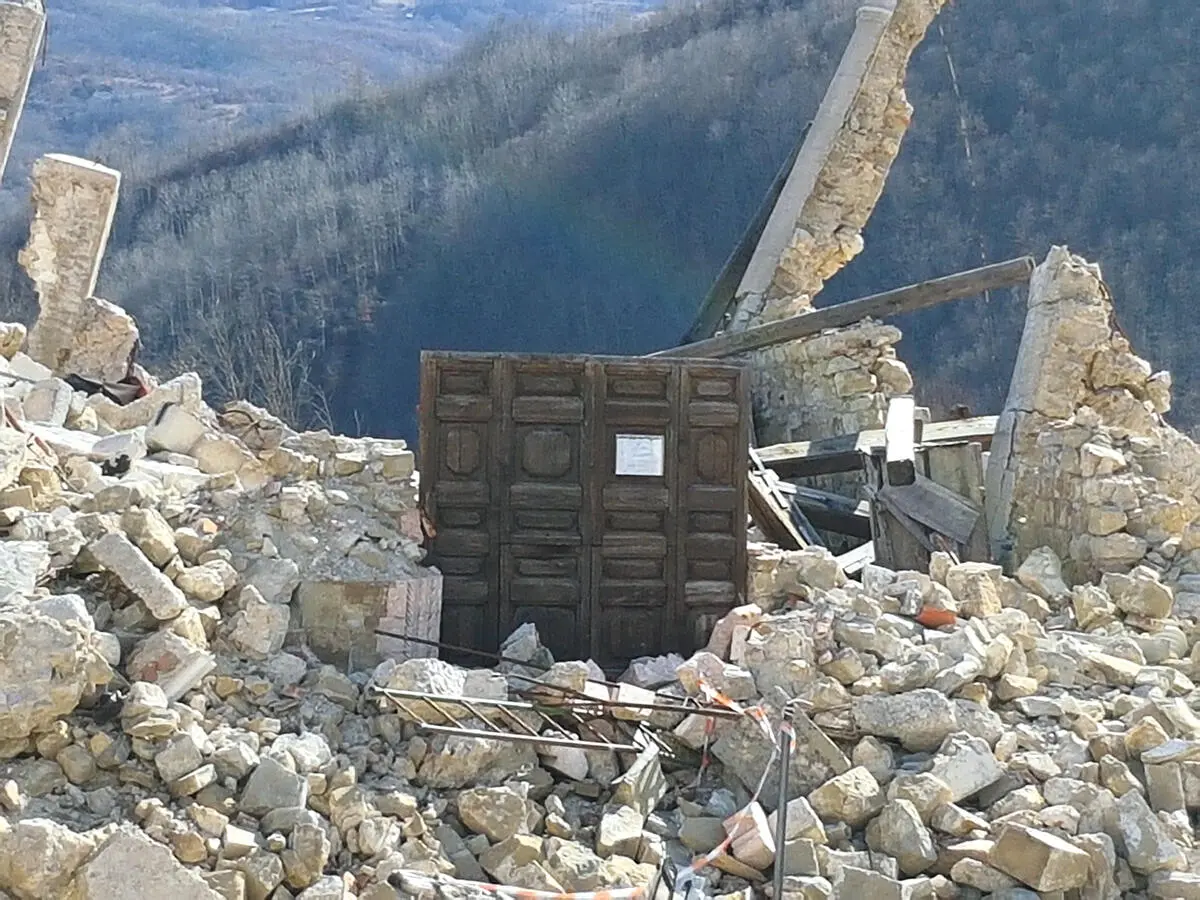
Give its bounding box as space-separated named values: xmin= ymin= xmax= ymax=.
xmin=650 ymin=257 xmax=1035 ymax=359
xmin=884 ymin=395 xmax=916 ymax=485
xmin=748 ymin=471 xmax=807 ymax=550
xmin=790 ymin=485 xmax=873 ymax=539
xmin=757 ymin=415 xmax=999 ymax=479
xmin=837 ymin=541 xmax=874 ymax=576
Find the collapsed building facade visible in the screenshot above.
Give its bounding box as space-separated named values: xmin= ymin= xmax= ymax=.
xmin=0 ymin=0 xmax=1198 ymax=899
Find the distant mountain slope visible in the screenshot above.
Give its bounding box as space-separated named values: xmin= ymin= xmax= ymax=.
xmin=0 ymin=0 xmax=655 ymax=218
xmin=3 ymin=0 xmax=1198 ymax=442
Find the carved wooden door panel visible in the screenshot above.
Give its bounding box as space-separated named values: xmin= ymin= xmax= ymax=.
xmin=589 ymin=361 xmax=680 ymax=666
xmin=675 ymin=364 xmax=750 ymax=653
xmin=498 ymin=358 xmax=592 ymax=662
xmin=420 ymin=352 xmax=748 ymax=670
xmin=418 ymin=355 xmax=500 ymax=661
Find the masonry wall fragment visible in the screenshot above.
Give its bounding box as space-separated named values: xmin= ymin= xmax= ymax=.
xmin=728 ymin=0 xmax=946 ymax=445
xmin=0 ymin=1 xmax=44 ymax=186
xmin=985 ymin=246 xmax=1200 ymax=584
xmin=21 ymin=154 xmax=134 ymax=381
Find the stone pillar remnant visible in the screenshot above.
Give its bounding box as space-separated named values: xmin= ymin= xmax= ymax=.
xmin=0 ymin=0 xmax=46 ymax=187
xmin=725 ymin=0 xmax=946 ymax=445
xmin=21 ymin=154 xmax=138 ymax=382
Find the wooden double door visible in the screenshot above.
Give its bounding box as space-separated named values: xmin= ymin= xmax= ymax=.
xmin=418 ymin=352 xmax=749 ymax=670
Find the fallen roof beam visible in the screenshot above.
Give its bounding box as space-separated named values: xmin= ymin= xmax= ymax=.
xmin=758 ymin=415 xmax=999 ymax=479
xmin=649 ymin=257 xmax=1034 ymax=360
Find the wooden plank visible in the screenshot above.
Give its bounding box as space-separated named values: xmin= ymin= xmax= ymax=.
xmin=757 ymin=415 xmax=998 ymax=479
xmin=863 ymin=453 xmax=928 ymax=572
xmin=879 ymin=473 xmax=981 ymax=547
xmin=925 ymin=442 xmax=989 ymax=562
xmin=837 ymin=540 xmax=874 ymax=576
xmin=790 ymin=485 xmax=872 ymax=538
xmin=884 ymin=395 xmax=916 ymax=485
xmin=650 ymin=257 xmax=1035 ymax=359
xmin=748 ymin=470 xmax=807 ymax=550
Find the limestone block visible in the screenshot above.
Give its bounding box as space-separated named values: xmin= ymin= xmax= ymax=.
xmin=0 ymin=607 xmax=110 ymax=741
xmin=808 ymin=767 xmax=883 ymax=827
xmin=88 ymin=532 xmax=188 ymax=620
xmin=1115 ymin=789 xmax=1186 ymax=874
xmin=299 ymin=573 xmax=441 ymax=671
xmin=146 ymin=402 xmax=209 ymax=455
xmin=0 ymin=818 xmax=99 ymax=898
xmin=69 ymin=297 xmax=138 ymax=383
xmin=21 ymin=377 xmax=71 ymax=426
xmin=988 ymin=824 xmax=1091 ymax=891
xmin=87 ymin=372 xmax=205 ymax=431
xmin=225 ymin=586 xmax=290 ymax=660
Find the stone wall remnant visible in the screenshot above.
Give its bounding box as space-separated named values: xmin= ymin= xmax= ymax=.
xmin=0 ymin=1 xmax=45 ymax=186
xmin=726 ymin=0 xmax=946 ymax=445
xmin=985 ymin=246 xmax=1200 ymax=584
xmin=21 ymin=154 xmax=137 ymax=382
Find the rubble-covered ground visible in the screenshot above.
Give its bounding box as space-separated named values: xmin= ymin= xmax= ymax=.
xmin=3 ymin=305 xmax=1200 ymax=900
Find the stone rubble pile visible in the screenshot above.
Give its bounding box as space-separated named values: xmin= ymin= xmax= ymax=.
xmin=7 ymin=335 xmax=1200 ymax=900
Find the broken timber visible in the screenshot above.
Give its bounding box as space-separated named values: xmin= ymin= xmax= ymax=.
xmin=757 ymin=415 xmax=998 ymax=479
xmin=748 ymin=446 xmax=813 ymax=550
xmin=650 ymin=257 xmax=1035 ymax=359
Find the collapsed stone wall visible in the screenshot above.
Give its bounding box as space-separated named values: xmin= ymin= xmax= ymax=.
xmin=986 ymin=246 xmax=1200 ymax=585
xmin=728 ymin=0 xmax=947 ymax=445
xmin=0 ymin=1 xmax=44 ymax=185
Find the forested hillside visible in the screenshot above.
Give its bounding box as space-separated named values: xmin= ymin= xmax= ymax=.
xmin=2 ymin=0 xmax=1197 ymax=442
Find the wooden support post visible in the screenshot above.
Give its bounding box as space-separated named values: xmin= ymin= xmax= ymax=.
xmin=649 ymin=257 xmax=1035 ymax=359
xmin=884 ymin=396 xmax=916 ymax=486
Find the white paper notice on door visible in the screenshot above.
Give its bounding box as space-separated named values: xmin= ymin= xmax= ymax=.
xmin=614 ymin=433 xmax=665 ymax=477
